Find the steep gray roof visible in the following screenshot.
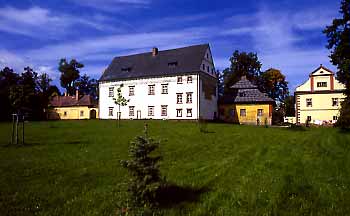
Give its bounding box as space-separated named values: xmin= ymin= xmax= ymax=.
xmin=234 ymin=89 xmax=274 ymax=103
xmin=230 ymin=76 xmax=257 ymax=89
xmin=222 ymin=76 xmax=274 ymax=104
xmin=99 ymin=44 xmax=209 ymax=81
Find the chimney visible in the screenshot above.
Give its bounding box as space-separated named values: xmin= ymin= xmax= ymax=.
xmin=152 ymin=47 xmax=158 ymax=56
xmin=75 ymin=89 xmax=79 ymax=101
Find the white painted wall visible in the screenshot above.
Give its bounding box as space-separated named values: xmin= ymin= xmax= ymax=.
xmin=99 ymin=74 xmax=200 ymax=120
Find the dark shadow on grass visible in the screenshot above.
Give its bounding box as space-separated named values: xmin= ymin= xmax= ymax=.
xmin=156 ymin=183 xmax=209 ymax=208
xmin=64 ymin=140 xmax=85 ymax=145
xmin=285 ymin=124 xmax=308 ymax=132
xmin=338 ymin=128 xmax=350 ymax=133
xmin=2 ymin=142 xmax=41 ymax=148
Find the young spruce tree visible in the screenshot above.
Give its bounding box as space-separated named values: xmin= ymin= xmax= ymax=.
xmin=120 ymin=124 xmax=163 ymax=208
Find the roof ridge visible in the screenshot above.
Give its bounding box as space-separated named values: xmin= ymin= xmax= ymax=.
xmin=113 ymin=44 xmax=209 ymax=59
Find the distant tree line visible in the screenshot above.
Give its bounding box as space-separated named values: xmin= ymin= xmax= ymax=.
xmin=0 ymin=66 xmax=60 ymax=121
xmin=0 ymin=58 xmax=98 ymax=121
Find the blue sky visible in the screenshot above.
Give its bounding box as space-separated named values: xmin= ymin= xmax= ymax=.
xmin=0 ymin=0 xmax=341 ymax=91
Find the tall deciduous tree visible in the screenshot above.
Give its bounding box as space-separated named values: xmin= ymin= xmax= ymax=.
xmin=223 ymin=50 xmax=262 ymax=93
xmin=58 ymin=58 xmax=84 ymax=96
xmin=0 ymin=67 xmax=19 ymax=120
xmin=259 ymin=68 xmax=289 ymax=104
xmin=323 ymin=0 xmax=350 ymax=128
xmin=76 ymin=74 xmax=98 ymax=99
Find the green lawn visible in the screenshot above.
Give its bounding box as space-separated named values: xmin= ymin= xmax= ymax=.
xmin=1 ymin=120 xmax=350 ymax=215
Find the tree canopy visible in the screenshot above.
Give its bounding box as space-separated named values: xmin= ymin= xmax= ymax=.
xmin=324 ymin=0 xmax=350 ymax=128
xmin=76 ymin=74 xmax=98 ymax=99
xmin=221 ymin=50 xmax=289 ymax=108
xmin=223 ymin=50 xmax=262 ymax=93
xmin=259 ymin=68 xmax=289 ymax=104
xmin=58 ymin=58 xmax=84 ymax=96
xmin=0 ymin=66 xmax=58 ymax=121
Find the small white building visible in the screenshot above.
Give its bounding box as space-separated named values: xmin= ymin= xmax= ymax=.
xmin=99 ymin=44 xmax=218 ymax=120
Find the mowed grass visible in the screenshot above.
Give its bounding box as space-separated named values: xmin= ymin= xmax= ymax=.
xmin=1 ymin=120 xmax=350 ymax=215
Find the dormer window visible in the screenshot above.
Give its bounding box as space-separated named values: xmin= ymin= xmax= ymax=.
xmin=168 ymin=62 xmax=178 ymax=67
xmin=317 ymin=82 xmax=327 ymax=87
xmin=121 ymin=67 xmax=132 ymax=72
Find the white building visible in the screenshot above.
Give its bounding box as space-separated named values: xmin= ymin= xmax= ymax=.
xmin=295 ymin=65 xmax=346 ymax=124
xmin=99 ymin=44 xmax=218 ymax=120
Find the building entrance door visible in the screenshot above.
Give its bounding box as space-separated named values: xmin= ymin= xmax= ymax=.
xmin=137 ymin=110 xmax=141 ymax=119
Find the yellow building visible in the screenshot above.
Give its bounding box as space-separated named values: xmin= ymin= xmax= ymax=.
xmin=219 ymin=76 xmax=274 ymax=125
xmin=48 ymin=91 xmax=98 ymax=120
xmin=295 ymin=65 xmax=345 ymax=124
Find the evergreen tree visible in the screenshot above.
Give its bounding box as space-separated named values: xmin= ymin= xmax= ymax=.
xmin=120 ymin=124 xmax=163 ymax=208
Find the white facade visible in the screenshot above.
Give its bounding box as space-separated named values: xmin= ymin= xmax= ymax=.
xmin=99 ymin=73 xmax=217 ymax=120
xmin=295 ymin=66 xmax=346 ymax=124
xmin=99 ymin=45 xmax=218 ymax=120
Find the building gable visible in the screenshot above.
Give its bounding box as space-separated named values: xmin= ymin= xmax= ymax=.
xmin=296 ymin=65 xmax=345 ymax=93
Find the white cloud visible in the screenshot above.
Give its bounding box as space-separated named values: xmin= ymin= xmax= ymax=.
xmin=0 ymin=50 xmax=28 ymax=71
xmin=26 ymin=27 xmax=210 ymax=61
xmin=0 ymin=6 xmax=122 ymax=37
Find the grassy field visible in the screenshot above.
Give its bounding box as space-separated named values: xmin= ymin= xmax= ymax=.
xmin=0 ymin=120 xmax=350 ymax=215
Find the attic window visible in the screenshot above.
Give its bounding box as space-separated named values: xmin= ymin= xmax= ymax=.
xmin=121 ymin=67 xmax=132 ymax=72
xmin=168 ymin=62 xmax=178 ymax=67
xmin=320 ymin=71 xmax=324 ymax=74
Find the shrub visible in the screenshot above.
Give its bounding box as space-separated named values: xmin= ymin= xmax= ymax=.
xmin=120 ymin=124 xmax=163 ymax=208
xmin=335 ymin=98 xmax=350 ymax=130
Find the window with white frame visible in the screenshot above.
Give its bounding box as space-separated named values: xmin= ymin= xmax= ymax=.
xmin=161 ymin=84 xmax=168 ymax=94
xmin=109 ymin=87 xmax=114 ymax=97
xmin=161 ymin=105 xmax=167 ymax=116
xmin=148 ymin=85 xmax=155 ymax=95
xmin=148 ymin=106 xmax=154 ymax=116
xmin=332 ymin=98 xmax=339 ymax=106
xmin=176 ymin=109 xmax=182 ymax=117
xmin=240 ymin=109 xmax=246 ymax=117
xmin=177 ymin=76 xmax=183 ymax=84
xmin=109 ymin=107 xmax=113 ymax=116
xmin=257 ymin=109 xmax=263 ymax=117
xmin=80 ymin=110 xmax=84 ymax=117
xmin=186 ymin=92 xmax=193 ymax=103
xmin=333 ymin=116 xmax=338 ymax=121
xmin=177 ymin=93 xmax=183 ymax=104
xmin=129 ymin=86 xmax=135 ymax=96
xmin=306 ymin=98 xmax=312 ymax=107
xmin=64 ymin=111 xmax=67 ymax=117
xmin=129 ymin=106 xmax=135 ymax=116
xmin=187 ymin=76 xmax=192 ymax=83
xmin=187 ymin=108 xmax=192 ymax=117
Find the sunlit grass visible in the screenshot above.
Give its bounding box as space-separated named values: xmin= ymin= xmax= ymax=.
xmin=0 ymin=120 xmax=350 ymax=215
